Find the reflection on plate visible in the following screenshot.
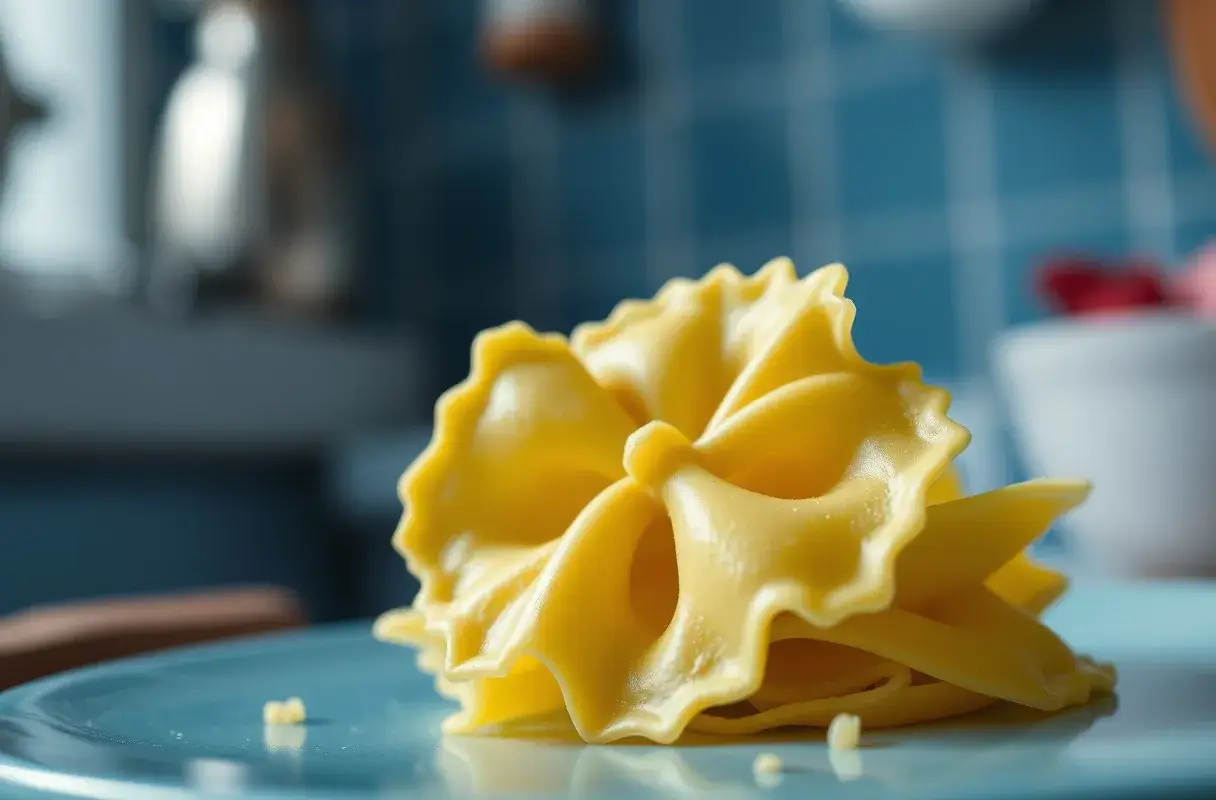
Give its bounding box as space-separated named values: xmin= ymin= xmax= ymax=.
xmin=0 ymin=583 xmax=1213 ymax=799
xmin=436 ymin=699 xmax=1115 ymax=797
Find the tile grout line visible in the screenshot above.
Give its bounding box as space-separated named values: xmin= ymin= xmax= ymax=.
xmin=1173 ymin=171 xmax=1216 ymax=225
xmin=638 ymin=0 xmax=695 ymax=286
xmin=562 ymin=162 xmax=1211 ymax=285
xmin=682 ymin=46 xmax=937 ymax=123
xmin=781 ymin=0 xmax=841 ymax=266
xmin=507 ymin=94 xmax=565 ymax=329
xmin=418 ymin=42 xmax=927 ymax=144
xmin=944 ymin=61 xmax=1005 ymax=371
xmin=1113 ymin=0 xmax=1177 ymax=260
xmin=567 ymin=172 xmax=1195 ymax=286
xmin=943 ymin=58 xmax=1008 ymax=488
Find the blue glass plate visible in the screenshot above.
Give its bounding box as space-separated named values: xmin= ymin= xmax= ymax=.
xmin=1 ymin=581 xmax=1215 ymax=799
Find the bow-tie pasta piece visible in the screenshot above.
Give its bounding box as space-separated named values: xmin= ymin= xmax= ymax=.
xmin=377 ymin=261 xmax=1115 ymax=744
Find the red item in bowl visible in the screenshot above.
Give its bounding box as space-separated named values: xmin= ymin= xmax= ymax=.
xmin=1037 ymin=257 xmax=1174 ymax=317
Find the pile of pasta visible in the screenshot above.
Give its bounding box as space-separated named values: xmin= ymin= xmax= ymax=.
xmin=374 ymin=260 xmax=1115 ymax=744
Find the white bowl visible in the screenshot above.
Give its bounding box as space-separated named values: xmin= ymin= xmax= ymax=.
xmin=993 ymin=313 xmax=1216 ymax=578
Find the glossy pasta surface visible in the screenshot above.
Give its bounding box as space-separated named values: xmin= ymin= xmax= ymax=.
xmin=375 ymin=260 xmax=1114 ymax=744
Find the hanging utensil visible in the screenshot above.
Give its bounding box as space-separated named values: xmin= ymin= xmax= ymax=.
xmin=481 ymin=0 xmax=598 ymax=84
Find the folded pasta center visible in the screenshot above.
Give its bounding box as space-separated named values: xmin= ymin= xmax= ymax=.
xmin=623 ymin=420 xmax=698 ymax=496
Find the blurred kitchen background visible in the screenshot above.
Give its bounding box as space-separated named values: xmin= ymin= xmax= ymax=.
xmin=0 ymin=0 xmax=1213 ymax=624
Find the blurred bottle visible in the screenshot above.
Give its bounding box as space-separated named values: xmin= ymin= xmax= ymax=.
xmin=148 ymin=0 xmax=353 ymax=322
xmin=0 ymin=0 xmax=133 ymax=312
xmin=0 ymin=29 xmax=47 ymax=205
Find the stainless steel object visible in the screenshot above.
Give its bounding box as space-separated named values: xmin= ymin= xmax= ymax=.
xmin=0 ymin=26 xmax=54 ymax=309
xmin=0 ymin=34 xmax=47 ymax=204
xmin=148 ymin=0 xmax=351 ymax=320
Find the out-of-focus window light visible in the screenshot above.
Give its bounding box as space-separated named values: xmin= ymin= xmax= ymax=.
xmin=0 ymin=0 xmax=131 ymax=290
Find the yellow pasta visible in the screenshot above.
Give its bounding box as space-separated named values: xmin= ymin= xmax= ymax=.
xmin=828 ymin=713 xmax=862 ymax=751
xmin=375 ymin=259 xmax=1115 ymax=744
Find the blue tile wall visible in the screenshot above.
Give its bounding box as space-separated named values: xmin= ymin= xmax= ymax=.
xmin=296 ymin=0 xmax=1215 ymax=380
xmin=293 ymin=0 xmax=1216 ymax=489
xmin=689 ymin=107 xmax=794 ymax=240
xmin=0 ymin=459 xmax=347 ymax=621
xmin=1176 ymin=219 xmax=1216 ymax=259
xmin=836 ymin=75 xmax=950 ymax=215
xmin=141 ymin=0 xmax=1216 ymax=374
xmin=559 ymin=120 xmax=647 ymax=256
xmin=847 ymin=253 xmax=961 ymax=378
xmin=990 ymin=74 xmax=1124 ymax=198
xmin=133 ymin=0 xmax=1216 ymax=588
xmin=1165 ymin=71 xmax=1214 ymax=179
xmin=826 ymin=0 xmax=884 ymax=49
xmin=433 ymin=150 xmax=516 ymax=301
xmin=428 ymin=0 xmax=508 ymax=122
xmin=683 ymin=2 xmax=784 ymax=77
xmin=988 ymin=2 xmax=1125 ymax=196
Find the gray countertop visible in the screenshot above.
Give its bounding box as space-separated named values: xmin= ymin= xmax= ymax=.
xmin=0 ymin=309 xmax=431 ymax=454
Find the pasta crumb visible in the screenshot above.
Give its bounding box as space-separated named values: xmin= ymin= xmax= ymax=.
xmin=827 ymin=712 xmax=861 ymax=750
xmin=752 ymin=752 xmax=784 ymax=787
xmin=263 ymin=697 xmax=307 ymax=725
xmin=753 ymin=753 xmax=783 ymax=774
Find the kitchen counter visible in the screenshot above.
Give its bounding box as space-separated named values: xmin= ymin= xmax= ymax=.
xmin=0 ymin=308 xmax=431 ymax=454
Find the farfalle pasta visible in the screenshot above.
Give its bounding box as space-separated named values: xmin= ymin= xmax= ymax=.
xmin=375 ymin=259 xmax=1114 ymax=744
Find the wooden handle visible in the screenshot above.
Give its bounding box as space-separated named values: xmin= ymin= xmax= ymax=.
xmin=1164 ymin=0 xmax=1216 ymax=155
xmin=0 ymin=586 xmax=307 ymax=690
